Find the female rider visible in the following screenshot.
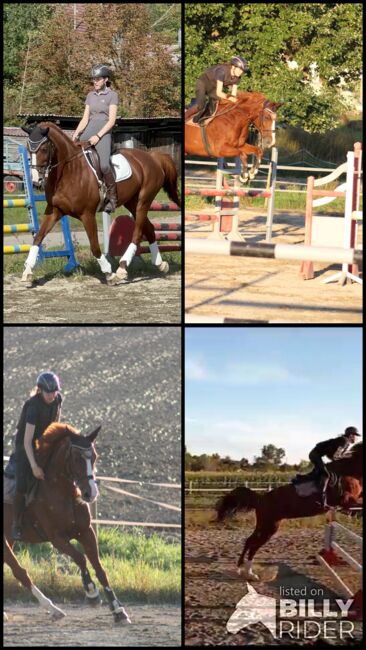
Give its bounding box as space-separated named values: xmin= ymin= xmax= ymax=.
xmin=192 ymin=55 xmax=248 ymax=123
xmin=11 ymin=372 xmax=63 ymax=540
xmin=73 ymin=64 xmax=119 ymax=213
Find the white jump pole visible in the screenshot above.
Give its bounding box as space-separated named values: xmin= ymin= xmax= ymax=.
xmin=185 ymin=238 xmax=363 ymax=266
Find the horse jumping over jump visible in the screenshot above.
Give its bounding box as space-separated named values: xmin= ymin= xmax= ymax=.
xmin=22 ymin=122 xmax=181 ymax=285
xmin=4 ymin=422 xmax=131 ymax=624
xmin=185 ymin=91 xmax=282 ymax=183
xmin=215 ymin=442 xmax=363 ymax=580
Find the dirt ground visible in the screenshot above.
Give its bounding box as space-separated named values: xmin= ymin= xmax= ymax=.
xmin=4 ymin=271 xmax=181 ymax=324
xmin=185 ymin=210 xmax=362 ymax=323
xmin=185 ymin=525 xmax=362 ymax=646
xmin=3 ymin=603 xmax=181 ymax=646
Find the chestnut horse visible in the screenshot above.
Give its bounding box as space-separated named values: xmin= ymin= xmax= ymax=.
xmin=185 ymin=91 xmax=282 ymax=183
xmin=4 ymin=422 xmax=130 ymax=624
xmin=216 ymin=442 xmax=363 ymax=580
xmin=22 ymin=122 xmax=181 ymax=285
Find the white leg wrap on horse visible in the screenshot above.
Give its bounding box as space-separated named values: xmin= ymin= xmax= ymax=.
xmin=24 ymin=245 xmax=39 ymax=269
xmin=121 ymin=243 xmax=137 ymax=267
xmin=97 ymin=254 xmax=112 ymax=275
xmin=31 ymin=585 xmax=66 ymax=616
xmin=149 ymin=241 xmax=163 ymax=266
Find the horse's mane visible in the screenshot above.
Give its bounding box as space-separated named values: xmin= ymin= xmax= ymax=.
xmin=236 ymin=90 xmax=267 ymax=103
xmin=35 ymin=422 xmax=80 ymax=466
xmin=218 ymin=91 xmax=268 ymax=114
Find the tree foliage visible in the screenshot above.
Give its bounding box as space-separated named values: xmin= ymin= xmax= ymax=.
xmin=185 ymin=3 xmax=362 ymax=132
xmin=4 ymin=3 xmax=181 ymax=121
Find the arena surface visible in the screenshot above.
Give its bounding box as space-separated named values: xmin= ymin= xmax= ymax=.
xmin=185 ymin=209 xmax=362 ymax=324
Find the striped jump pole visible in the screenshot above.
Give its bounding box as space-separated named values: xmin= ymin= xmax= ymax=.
xmin=185 ymin=187 xmax=273 ymax=198
xmin=4 ymin=224 xmax=34 ymax=233
xmin=317 ymin=509 xmax=362 ymax=618
xmin=185 ymin=238 xmax=363 ymax=267
xmin=185 ymin=314 xmax=281 ymax=324
xmin=4 ymin=245 xmax=31 ymax=254
xmin=4 ymin=147 xmax=77 ymax=272
xmin=185 ymin=146 xmax=278 ymax=242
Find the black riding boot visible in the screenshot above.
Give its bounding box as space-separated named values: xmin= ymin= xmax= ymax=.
xmin=12 ymin=492 xmax=25 ymax=540
xmin=317 ymin=476 xmax=329 ymax=510
xmin=103 ymin=169 xmax=118 ymax=213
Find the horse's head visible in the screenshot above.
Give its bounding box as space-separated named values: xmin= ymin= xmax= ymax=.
xmin=23 ymin=122 xmax=54 ymax=186
xmin=36 ymin=423 xmax=101 ymax=503
xmin=235 ymin=93 xmax=283 ymax=149
xmin=66 ymin=425 xmax=101 ymax=503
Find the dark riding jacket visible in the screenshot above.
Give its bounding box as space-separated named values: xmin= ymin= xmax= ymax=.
xmin=309 ymin=435 xmax=350 ymax=475
xmin=15 ymin=393 xmax=62 ymax=450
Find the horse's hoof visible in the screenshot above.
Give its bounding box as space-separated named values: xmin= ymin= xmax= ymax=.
xmin=239 ymin=175 xmax=249 ymax=184
xmin=106 ymin=272 xmax=125 ymax=286
xmin=116 ymin=265 xmax=128 ymax=281
xmin=51 ymin=607 xmax=66 ymax=620
xmin=113 ymin=607 xmax=131 ymax=625
xmin=156 ymin=261 xmax=169 ymax=274
xmin=21 ymin=269 xmax=34 ymax=286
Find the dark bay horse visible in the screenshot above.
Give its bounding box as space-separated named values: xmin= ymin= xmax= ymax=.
xmin=22 ymin=122 xmax=181 ymax=285
xmin=185 ymin=91 xmax=282 ymax=183
xmin=215 ymin=442 xmax=362 ymax=580
xmin=4 ymin=422 xmax=131 ymax=624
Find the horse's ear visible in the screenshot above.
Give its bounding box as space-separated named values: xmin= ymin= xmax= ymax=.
xmin=87 ymin=425 xmax=101 ymax=443
xmin=21 ymin=124 xmax=32 ymax=135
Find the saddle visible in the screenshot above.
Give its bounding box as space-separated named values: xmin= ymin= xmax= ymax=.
xmin=76 ymin=143 xmax=132 ymax=211
xmin=185 ymin=98 xmax=219 ymax=126
xmin=80 ymin=145 xmax=132 ymax=184
xmin=291 ymin=468 xmax=339 ymax=498
xmin=3 ymin=452 xmax=39 ymax=506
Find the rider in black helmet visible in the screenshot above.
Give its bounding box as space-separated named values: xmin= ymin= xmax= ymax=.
xmin=10 ymin=372 xmax=63 ymax=540
xmin=309 ymin=426 xmax=361 ymax=510
xmin=73 ymin=64 xmax=119 ymax=213
xmin=191 ymin=55 xmax=248 ymax=124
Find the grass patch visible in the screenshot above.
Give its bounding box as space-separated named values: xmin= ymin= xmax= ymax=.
xmin=4 ymin=527 xmax=181 ymax=604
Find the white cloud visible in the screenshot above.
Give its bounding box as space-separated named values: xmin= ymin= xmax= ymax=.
xmin=186 ymin=357 xmax=308 ymax=386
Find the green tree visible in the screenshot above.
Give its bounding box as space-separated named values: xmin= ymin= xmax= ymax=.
xmin=185 ymin=3 xmax=362 ymax=132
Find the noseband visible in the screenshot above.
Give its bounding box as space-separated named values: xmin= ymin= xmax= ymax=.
xmin=65 ymin=442 xmax=96 ymax=484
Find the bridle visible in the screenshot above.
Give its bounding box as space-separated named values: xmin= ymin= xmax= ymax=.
xmin=27 ymin=133 xmax=85 ymax=181
xmin=64 ymin=442 xmax=96 ymax=487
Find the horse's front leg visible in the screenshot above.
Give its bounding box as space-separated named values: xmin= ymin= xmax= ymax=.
xmin=21 ymin=207 xmax=61 ymax=285
xmin=78 ymin=527 xmax=131 ymax=625
xmin=241 ymin=145 xmax=264 ymax=182
xmin=49 ymin=533 xmax=102 ymax=606
xmin=4 ymin=538 xmax=65 ymax=619
xmin=238 ymin=152 xmax=249 ymax=184
xmin=80 ymin=211 xmax=116 ymax=284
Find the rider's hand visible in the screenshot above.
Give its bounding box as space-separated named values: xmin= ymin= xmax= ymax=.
xmin=228 ymin=96 xmax=238 ymax=103
xmin=32 ymin=465 xmax=45 ymax=480
xmin=89 ymin=135 xmax=100 ymax=146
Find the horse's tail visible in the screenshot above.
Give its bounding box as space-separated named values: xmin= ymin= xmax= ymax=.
xmin=216 ymin=486 xmax=259 ymax=522
xmin=151 ymin=152 xmax=181 ymax=208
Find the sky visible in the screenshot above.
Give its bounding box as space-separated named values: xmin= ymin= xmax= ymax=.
xmin=185 ymin=327 xmax=362 ymax=464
